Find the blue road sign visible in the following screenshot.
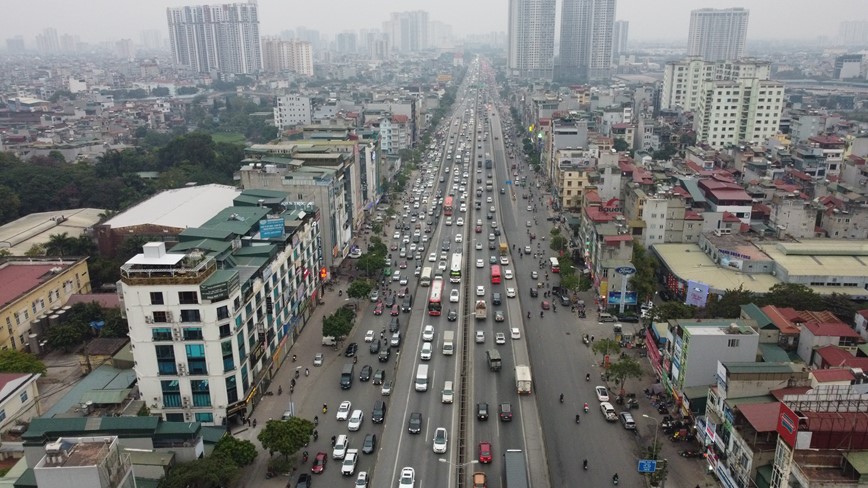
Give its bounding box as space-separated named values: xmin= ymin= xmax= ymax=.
xmin=506 ymin=180 xmax=513 ymax=185
xmin=637 ymin=460 xmax=657 ymax=473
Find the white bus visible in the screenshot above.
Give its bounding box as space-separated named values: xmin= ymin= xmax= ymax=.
xmin=420 ymin=267 xmax=433 ymax=287
xmin=449 ymin=253 xmax=463 ymax=283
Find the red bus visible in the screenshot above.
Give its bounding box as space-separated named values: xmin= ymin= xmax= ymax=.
xmin=427 ymin=277 xmax=444 ymax=316
xmin=490 ymin=265 xmax=502 ymax=285
xmin=549 ymin=257 xmax=560 ymax=273
xmin=443 ymin=196 xmax=454 ymax=216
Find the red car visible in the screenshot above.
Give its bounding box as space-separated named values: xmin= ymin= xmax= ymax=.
xmin=311 ymin=452 xmax=327 ymax=473
xmin=541 ymin=300 xmax=550 ymax=310
xmin=399 ymin=261 xmax=408 ymax=269
xmin=390 ymin=304 xmax=400 ymax=316
xmin=373 ymin=301 xmax=384 ymax=316
xmin=478 ymin=441 xmax=492 ymax=464
xmin=475 ymin=225 xmax=482 ymax=233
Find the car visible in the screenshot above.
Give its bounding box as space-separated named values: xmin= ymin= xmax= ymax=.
xmin=456 ymin=217 xmax=464 ymax=226
xmin=526 ymin=220 xmax=533 ymax=227
xmin=398 ymin=467 xmax=415 ymax=488
xmin=527 ymin=205 xmax=533 ymax=211
xmin=369 ymin=289 xmax=379 ymax=302
xmin=450 ymin=289 xmax=460 ymax=303
xmin=373 ymin=302 xmax=384 ymax=315
xmin=385 ymin=295 xmax=396 ymax=308
xmin=486 ymin=196 xmax=493 ymax=203
xmin=494 ymin=311 xmax=505 ymax=322
xmin=372 ymin=400 xmax=386 ymax=423
xmin=389 ymin=303 xmax=400 ymax=316
xmin=381 ymin=380 xmax=392 ymax=395
xmin=433 ymin=427 xmax=448 ymax=454
xmin=531 ymin=270 xmax=539 ymax=279
xmin=476 ymin=285 xmax=485 ymax=296
xmin=399 ymin=260 xmax=408 ymax=269
xmin=341 ymin=449 xmax=358 ymax=476
xmin=495 ymin=332 xmax=506 ymax=344
xmin=355 ymin=471 xmax=370 ymax=487
xmin=408 ymin=412 xmax=423 ymax=434
xmin=510 ymin=327 xmax=521 ymax=339
xmin=390 ymin=332 xmax=401 ymax=347
xmin=447 ymin=309 xmax=458 ymax=321
xmin=364 ymin=330 xmax=375 ymax=342
xmin=476 ymin=258 xmax=484 ymax=268
xmin=475 ymin=225 xmax=482 ymax=234
xmin=488 ymin=233 xmax=495 ymax=242
xmin=595 ymin=386 xmax=610 ymax=402
xmin=472 ymin=472 xmax=487 ymax=488
xmin=525 ymin=245 xmax=532 ymax=254
xmin=348 ymin=410 xmax=364 ymax=431
xmin=311 ymin=451 xmax=328 ymax=473
xmin=345 ymin=343 xmax=358 ymax=357
xmin=478 ymin=441 xmax=492 ymax=463
xmin=506 ymin=287 xmax=516 ymax=298
xmin=530 ymin=287 xmax=539 ymax=297
xmin=477 ymin=402 xmax=489 ymax=420
xmin=399 ymin=275 xmax=409 ymax=285
xmin=599 ymin=402 xmax=617 ymax=421
xmin=414 ymin=266 xmax=422 ymax=277
xmin=475 ymin=240 xmax=483 ymax=249
xmin=438 ymin=260 xmax=448 ymax=271
xmin=455 ymin=233 xmax=463 ymax=243
xmin=337 ymin=401 xmax=352 ymax=421
xmin=500 ymin=256 xmax=509 ymax=265
xmin=369 ymin=339 xmax=381 ymax=354
xmin=372 ymin=368 xmax=385 ymax=385
xmin=313 ymin=353 xmax=324 ymax=366
xmin=428 ymin=252 xmax=437 ymax=262
xmin=398 ymin=286 xmax=409 ymax=298
xmin=541 ymin=300 xmax=550 ymax=310
xmin=475 ymin=330 xmax=485 ymax=343
xmin=392 ymin=270 xmax=401 ymax=281
xmin=619 ymin=412 xmax=636 ymax=430
xmin=295 ymin=473 xmax=313 ymax=488
xmin=362 ymin=433 xmax=378 ymax=455
xmin=422 ymin=325 xmax=435 ymax=342
xmin=504 ymin=269 xmax=513 ymax=280
xmin=389 ymin=317 xmax=400 ymax=332
xmin=420 ymin=342 xmax=433 ymax=360
xmin=359 ymin=365 xmax=372 ymax=382
xmin=499 ymin=402 xmax=513 ymax=421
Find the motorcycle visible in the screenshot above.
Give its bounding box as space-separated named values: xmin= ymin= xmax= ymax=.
xmin=583 ymin=403 xmax=589 ymax=413
xmin=681 ymin=450 xmax=703 ymax=458
xmin=583 ymin=336 xmax=590 ymax=346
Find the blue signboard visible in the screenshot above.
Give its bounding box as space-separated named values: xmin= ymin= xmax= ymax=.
xmin=505 ymin=180 xmax=512 ymax=185
xmin=637 ymin=460 xmax=657 ymax=473
xmin=607 ymin=291 xmax=638 ymax=305
xmin=259 ymin=218 xmax=285 ymax=238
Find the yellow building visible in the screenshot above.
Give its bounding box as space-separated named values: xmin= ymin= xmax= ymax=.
xmin=0 ymin=258 xmax=91 ymax=351
xmin=553 ymin=148 xmax=594 ymax=209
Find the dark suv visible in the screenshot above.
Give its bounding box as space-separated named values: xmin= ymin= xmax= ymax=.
xmin=499 ymin=402 xmax=513 ymax=422
xmin=372 ymin=400 xmax=386 ymax=423
xmin=492 ymin=293 xmax=502 ymax=305
xmin=389 ymin=317 xmax=400 ymax=333
xmin=378 ymin=346 xmax=391 ymax=363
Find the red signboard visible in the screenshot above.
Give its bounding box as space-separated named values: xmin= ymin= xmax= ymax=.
xmin=777 ymin=403 xmax=799 ymax=448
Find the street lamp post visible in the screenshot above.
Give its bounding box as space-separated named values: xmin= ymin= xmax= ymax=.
xmin=438 ymin=458 xmax=479 ymax=480
xmin=642 ymin=414 xmax=660 ymax=458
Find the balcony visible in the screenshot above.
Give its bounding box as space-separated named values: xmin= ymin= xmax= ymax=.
xmin=121 ymin=255 xmax=216 ymax=286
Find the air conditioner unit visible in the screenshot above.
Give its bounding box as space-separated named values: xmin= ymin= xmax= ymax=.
xmin=145 ymin=317 xmax=154 ymax=324
xmin=172 ymin=328 xmax=182 ymax=341
xmin=182 ymin=396 xmax=190 ymax=408
xmin=177 ymin=363 xmax=187 ymax=375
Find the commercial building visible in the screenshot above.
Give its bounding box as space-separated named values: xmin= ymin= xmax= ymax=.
xmin=0 ymin=258 xmax=92 ymax=352
xmin=166 ymin=2 xmax=262 ymax=75
xmin=120 ymin=190 xmax=323 ymax=426
xmin=558 ymin=0 xmax=616 ymax=82
xmin=552 ymin=148 xmax=594 ymax=209
xmin=262 ymin=37 xmax=313 ymax=76
xmin=273 ymin=95 xmax=312 ymax=130
xmin=687 ymin=8 xmax=749 ymax=62
xmin=508 ymin=0 xmax=556 ymax=80
xmin=33 ymin=436 xmax=134 ymax=488
xmin=0 ymin=373 xmax=41 ymax=434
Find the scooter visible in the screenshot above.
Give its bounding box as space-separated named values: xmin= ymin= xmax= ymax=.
xmin=583 ymin=403 xmax=589 ymax=413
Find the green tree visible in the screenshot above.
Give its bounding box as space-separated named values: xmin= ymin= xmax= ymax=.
xmin=99 ymin=309 xmax=129 ymax=338
xmin=822 ymin=293 xmax=859 ymax=325
xmin=371 ymin=222 xmax=383 ymax=235
xmin=322 ymin=312 xmax=353 ymax=342
xmin=550 ymin=235 xmax=567 ymax=253
xmin=213 ymin=435 xmax=257 ymax=467
xmin=151 ymin=87 xmax=170 ymax=97
xmin=705 ymin=285 xmax=756 ymax=318
xmin=591 ymin=338 xmax=620 ymax=358
xmin=157 ymin=451 xmax=240 ymax=488
xmin=177 ymin=86 xmax=199 ymax=95
xmin=608 ymin=355 xmax=644 ymax=396
xmin=45 ymin=232 xmax=78 ymax=257
xmin=613 ymin=138 xmax=630 ymax=152
xmin=650 ymin=301 xmax=697 ymax=322
xmin=347 ymin=279 xmax=374 ymax=300
xmin=46 ymin=323 xmax=89 ymax=352
xmin=24 ymin=244 xmax=45 ymax=256
xmin=0 ymin=349 xmax=47 ymax=374
xmin=356 ymin=252 xmax=385 ymax=278
xmin=762 ymin=283 xmax=823 ymax=310
xmin=630 ymin=244 xmax=658 ymax=304
xmin=257 ymin=416 xmax=315 ymax=459
xmin=0 ymin=184 xmax=22 ymax=223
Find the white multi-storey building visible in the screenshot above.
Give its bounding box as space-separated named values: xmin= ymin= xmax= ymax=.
xmin=274 ymin=95 xmax=312 ymax=130
xmin=687 ymin=8 xmax=749 ymax=62
xmin=694 ymin=78 xmax=784 ymax=149
xmin=661 ymin=58 xmax=771 ymax=111
xmin=558 ymin=0 xmax=615 ymax=82
xmin=122 ymin=192 xmax=322 ymax=426
xmin=611 ymin=20 xmax=629 ymax=62
xmin=262 ymin=37 xmax=313 ymax=75
xmin=508 ymin=0 xmax=556 ymax=80
xmin=34 ymin=436 xmax=134 ymax=488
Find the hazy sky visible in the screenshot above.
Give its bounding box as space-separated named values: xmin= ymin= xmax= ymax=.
xmin=1 ymin=0 xmax=864 ymax=44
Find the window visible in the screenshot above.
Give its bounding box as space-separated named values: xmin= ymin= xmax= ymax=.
xmin=216 ymin=306 xmax=230 ymax=320
xmin=727 ymin=339 xmax=740 ymax=348
xmin=150 ymin=292 xmax=164 ymax=305
xmin=180 ymin=309 xmax=201 ymax=323
xmin=152 ymin=311 xmax=168 ymax=323
xmin=219 ymin=323 xmax=231 ymax=338
xmin=161 ymin=380 xmax=181 ymax=407
xmin=156 ymin=345 xmax=177 ymax=375
xmin=178 ymin=291 xmax=198 ymax=305
xmin=191 ymin=380 xmax=211 ymax=407
xmin=20 ymin=391 xmax=28 ymax=403
xmin=226 ymin=375 xmax=239 ymax=404
xmin=165 ymin=413 xmax=184 ymax=422
xmin=237 ymin=331 xmax=246 ymax=362
xmin=183 ymin=328 xmax=203 ymax=341
xmin=241 ymin=365 xmax=249 ymax=392
xmin=222 ymin=340 xmax=235 ymax=372
xmin=195 ymin=412 xmax=214 ymax=423
xmin=185 ymin=344 xmax=207 ymax=375
xmin=152 ymin=328 xmax=172 ymax=341
xmin=0 ymin=410 xmax=6 ymax=422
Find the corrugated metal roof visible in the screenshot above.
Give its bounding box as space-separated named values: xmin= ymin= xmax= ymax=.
xmin=104 ymin=185 xmax=240 ymax=230
xmin=80 ymin=389 xmax=132 ymax=405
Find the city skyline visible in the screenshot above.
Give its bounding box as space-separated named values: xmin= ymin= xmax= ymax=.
xmin=0 ymin=0 xmax=865 ymax=46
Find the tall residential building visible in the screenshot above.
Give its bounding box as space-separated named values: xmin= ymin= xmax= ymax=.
xmin=34 ymin=28 xmax=60 ymax=53
xmin=262 ymin=37 xmax=313 ymax=75
xmin=687 ymin=8 xmax=749 ymax=61
xmin=694 ymin=77 xmax=784 ymax=148
xmin=557 ymin=0 xmax=615 ymax=82
xmin=335 ymin=32 xmax=357 ymax=54
xmin=839 ymin=21 xmax=868 ymax=45
xmin=274 ymin=95 xmax=312 ymax=130
xmin=166 ymin=2 xmax=262 ymax=75
xmin=140 ymin=29 xmax=164 ymax=50
xmin=661 ymin=58 xmax=771 ymax=111
xmin=612 ymin=20 xmax=628 ymax=61
xmin=508 ymin=0 xmax=556 ymax=80
xmin=384 ymin=11 xmax=429 ymax=52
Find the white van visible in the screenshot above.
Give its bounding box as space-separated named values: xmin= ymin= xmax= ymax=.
xmin=415 ymin=364 xmax=429 ymax=392
xmin=420 ymin=342 xmax=433 ymax=361
xmin=441 ymin=381 xmax=454 ymax=404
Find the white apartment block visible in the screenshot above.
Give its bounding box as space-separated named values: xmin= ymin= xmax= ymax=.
xmin=379 ymin=116 xmax=411 ymax=155
xmin=167 ymin=2 xmax=262 ymax=75
xmin=274 ymin=95 xmax=312 ymax=130
xmin=262 ymin=37 xmax=314 ymax=76
xmin=661 ymin=58 xmax=771 ymax=111
xmin=694 ymin=78 xmax=784 ymax=149
xmin=508 ymin=0 xmax=556 ymax=79
xmin=34 ymin=436 xmax=134 ymax=488
xmin=122 ymin=197 xmax=322 ymax=427
xmin=687 ymin=8 xmax=749 ymax=61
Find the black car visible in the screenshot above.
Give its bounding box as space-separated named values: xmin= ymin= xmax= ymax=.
xmin=441 ymin=240 xmax=451 ymax=251
xmin=499 ymin=402 xmax=513 ymax=422
xmin=530 ymin=288 xmax=539 ymax=297
xmin=384 ymin=295 xmax=396 ymax=308
xmin=378 ymin=346 xmax=391 ymax=363
xmin=359 ymin=365 xmax=372 ymax=382
xmin=372 ymin=401 xmax=386 ymax=423
xmin=401 ymin=295 xmax=413 ymax=312
xmin=447 ymin=309 xmax=458 ymax=321
xmin=389 ymin=317 xmax=400 ymax=333
xmin=494 ymin=228 xmax=501 ymax=236
xmin=619 ymin=314 xmax=641 ymax=323
xmin=408 ymin=412 xmax=423 ymax=434
xmin=362 ymin=433 xmax=377 ymax=454
xmin=372 ymin=369 xmax=385 ymax=385
xmin=344 ymin=343 xmax=358 ymax=357
xmin=492 ymin=293 xmax=502 ymax=305
xmin=295 ymin=473 xmax=312 ymax=488
xmin=477 ymin=402 xmax=489 ymax=420
xmin=369 ymin=340 xmax=380 ymax=354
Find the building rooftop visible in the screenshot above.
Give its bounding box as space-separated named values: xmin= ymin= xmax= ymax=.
xmin=724 ymin=362 xmax=803 ymax=375
xmin=758 ymin=240 xmax=868 ymax=283
xmin=103 ymin=184 xmax=240 ymax=230
xmin=738 ymin=402 xmax=781 ymax=433
xmin=0 ymin=261 xmax=77 ymax=309
xmin=652 ymin=243 xmax=781 ymax=294
xmin=0 ymin=208 xmax=105 ymax=256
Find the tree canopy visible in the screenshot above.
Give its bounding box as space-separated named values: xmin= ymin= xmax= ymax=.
xmin=0 ymin=349 xmax=47 ymax=375
xmin=257 ymin=416 xmax=315 ymax=459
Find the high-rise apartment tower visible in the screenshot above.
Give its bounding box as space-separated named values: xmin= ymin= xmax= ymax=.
xmin=508 ymin=0 xmax=556 ymax=80
xmin=558 ymin=0 xmax=616 ymax=82
xmin=167 ymin=1 xmax=262 ymax=74
xmin=687 ymin=8 xmax=749 ymax=61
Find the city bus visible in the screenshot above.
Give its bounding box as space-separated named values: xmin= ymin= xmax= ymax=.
xmin=420 ymin=267 xmax=433 ymax=287
xmin=549 ymin=257 xmax=560 ymax=273
xmin=449 ymin=253 xmax=463 ymax=283
xmin=490 ymin=264 xmax=502 ymax=285
xmin=443 ymin=196 xmax=454 ymax=216
xmin=427 ymin=277 xmax=444 ymax=316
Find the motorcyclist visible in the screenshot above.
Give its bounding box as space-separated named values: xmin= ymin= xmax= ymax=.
xmin=540 ymin=311 xmax=544 ymax=318
xmin=583 ymin=459 xmax=588 ymax=470
xmin=527 ymin=311 xmax=531 ymax=319
xmin=586 ymin=373 xmax=591 ymax=381
xmin=322 ymin=403 xmax=328 ymax=413
xmin=559 ymin=393 xmax=564 ymax=403
xmin=613 ymin=473 xmax=619 ymax=484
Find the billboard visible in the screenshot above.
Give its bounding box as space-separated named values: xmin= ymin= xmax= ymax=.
xmin=259 ymin=218 xmax=285 ymax=239
xmin=607 ymin=291 xmax=637 ymax=305
xmin=685 ymin=280 xmax=710 ymax=307
xmin=777 ymin=403 xmax=799 ymax=448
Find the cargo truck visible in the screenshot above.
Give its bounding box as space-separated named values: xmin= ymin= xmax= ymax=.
xmin=475 ymin=300 xmax=487 ymax=320
xmin=486 ymin=349 xmax=502 ymax=371
xmin=499 ymin=242 xmax=508 ymax=256
xmin=515 ymin=365 xmax=532 ymax=394
xmin=503 ymin=449 xmax=529 ymax=488
xmin=442 ymin=330 xmax=455 ymax=356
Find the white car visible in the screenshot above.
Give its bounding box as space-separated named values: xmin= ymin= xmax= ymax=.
xmin=364 ymin=330 xmax=374 ymax=343
xmin=355 ymin=471 xmax=369 ymax=487
xmin=398 ymin=467 xmax=415 ymax=488
xmin=450 ymin=289 xmax=460 ymax=303
xmin=500 ymin=256 xmax=510 ymax=265
xmin=495 ymin=332 xmax=506 ymax=345
xmin=476 ymin=258 xmax=484 ymax=268
xmin=348 ymin=410 xmax=364 ymax=431
xmin=599 ymin=402 xmax=617 ymax=421
xmin=456 ymin=217 xmax=465 ymax=226
xmin=420 ymin=342 xmax=433 ymax=360
xmin=511 ymin=327 xmax=521 ymax=340
xmin=475 ymin=330 xmax=485 ymax=343
xmin=504 ymin=269 xmax=513 ymax=280
xmin=422 ymin=325 xmax=435 ymax=342
xmin=506 ymin=287 xmax=516 ymax=298
xmin=595 ymin=386 xmax=609 ymax=402
xmin=438 ymin=261 xmax=448 ymax=271
xmin=476 ymin=285 xmax=485 ymax=297
xmin=337 ymin=401 xmax=352 ymax=421
xmin=455 ymin=233 xmax=463 ymax=243
xmin=341 ymin=449 xmax=358 ymax=476
xmin=393 ymin=232 xmax=401 ymax=240
xmin=433 ymin=427 xmax=448 ymax=454
xmin=428 ymin=253 xmax=437 ymax=262
xmin=486 ymin=196 xmax=493 ymax=203
xmin=475 ymin=240 xmax=483 ymax=250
